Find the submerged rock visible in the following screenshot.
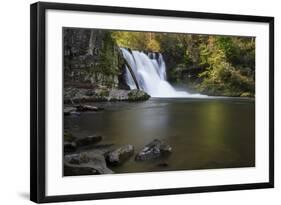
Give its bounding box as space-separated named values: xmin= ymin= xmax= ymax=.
xmin=75 ymin=135 xmax=102 ymax=147
xmin=64 ymin=151 xmax=114 ymax=175
xmin=106 ymin=145 xmax=134 ymax=165
xmin=135 ymin=139 xmax=172 ymax=161
xmin=69 ymin=111 xmax=81 ymax=116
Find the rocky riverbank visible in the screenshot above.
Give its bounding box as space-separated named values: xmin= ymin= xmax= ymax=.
xmin=64 ymin=87 xmax=150 ymax=104
xmin=64 ymin=129 xmax=172 ymax=176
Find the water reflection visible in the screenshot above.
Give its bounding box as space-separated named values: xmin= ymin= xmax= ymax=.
xmin=64 ymin=98 xmax=255 ymax=173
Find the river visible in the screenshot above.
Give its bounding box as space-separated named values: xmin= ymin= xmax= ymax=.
xmin=64 ymin=97 xmax=255 ymax=174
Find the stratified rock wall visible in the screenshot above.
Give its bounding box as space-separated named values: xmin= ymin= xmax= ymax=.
xmin=63 ymin=28 xmax=126 ymax=89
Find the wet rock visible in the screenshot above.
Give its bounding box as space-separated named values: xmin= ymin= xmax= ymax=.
xmin=69 ymin=111 xmax=81 ymax=116
xmin=65 ymin=153 xmax=91 ymax=164
xmin=64 ymin=87 xmax=150 ymax=103
xmin=75 ymin=104 xmax=104 ymax=112
xmin=64 ymin=141 xmax=77 ymax=153
xmin=128 ymin=89 xmax=150 ymax=101
xmin=240 ymin=92 xmax=253 ymax=97
xmin=64 ymin=87 xmax=106 ymax=103
xmin=106 ymin=145 xmax=134 ymax=165
xmin=64 ymin=151 xmax=114 ymax=175
xmin=135 ymin=139 xmax=172 ymax=161
xmin=64 ymin=106 xmax=77 ymax=115
xmin=75 ymin=135 xmax=102 ymax=147
xmin=107 ymin=89 xmax=130 ymax=101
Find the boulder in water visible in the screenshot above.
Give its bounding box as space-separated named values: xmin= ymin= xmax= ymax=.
xmin=128 ymin=89 xmax=150 ymax=101
xmin=64 ymin=151 xmax=114 ymax=175
xmin=135 ymin=139 xmax=172 ymax=161
xmin=106 ymin=145 xmax=134 ymax=165
xmin=64 ymin=106 xmax=77 ymax=115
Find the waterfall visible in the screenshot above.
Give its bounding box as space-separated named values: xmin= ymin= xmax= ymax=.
xmin=121 ymin=48 xmax=205 ymax=98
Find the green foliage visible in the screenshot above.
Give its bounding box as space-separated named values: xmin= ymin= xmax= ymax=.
xmin=107 ymin=30 xmax=255 ymax=97
xmin=197 ymin=36 xmax=255 ymax=96
xmin=112 ymin=31 xmax=160 ymax=52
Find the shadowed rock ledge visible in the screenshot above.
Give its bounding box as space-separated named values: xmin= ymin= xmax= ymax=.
xmin=64 ymin=87 xmax=150 ymax=103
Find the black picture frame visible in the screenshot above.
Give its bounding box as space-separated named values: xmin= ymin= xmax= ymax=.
xmin=30 ymin=1 xmax=274 ymax=203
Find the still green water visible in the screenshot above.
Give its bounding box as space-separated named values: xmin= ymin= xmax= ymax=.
xmin=65 ymin=97 xmax=255 ymax=173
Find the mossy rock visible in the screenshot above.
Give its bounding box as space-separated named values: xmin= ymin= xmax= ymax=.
xmin=98 ymin=90 xmax=110 ymax=97
xmin=94 ymin=88 xmax=110 ymax=98
xmin=128 ymin=89 xmax=150 ymax=101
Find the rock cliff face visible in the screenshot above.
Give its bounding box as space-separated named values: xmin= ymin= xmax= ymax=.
xmin=63 ymin=28 xmax=127 ymax=89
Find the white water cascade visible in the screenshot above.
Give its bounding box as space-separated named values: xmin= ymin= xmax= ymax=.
xmin=121 ymin=48 xmax=205 ymax=98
